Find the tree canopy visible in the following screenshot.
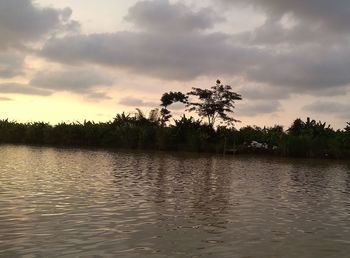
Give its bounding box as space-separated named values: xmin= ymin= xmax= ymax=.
xmin=160 ymin=80 xmax=242 ymax=127
xmin=187 ymin=80 xmax=242 ymax=127
xmin=160 ymin=91 xmax=187 ymax=124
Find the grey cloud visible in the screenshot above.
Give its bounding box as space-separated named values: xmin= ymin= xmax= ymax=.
xmin=0 ymin=83 xmax=52 ymax=96
xmin=41 ymin=31 xmax=257 ymax=80
xmin=28 ymin=67 xmax=114 ymax=100
xmin=246 ymin=46 xmax=350 ymax=92
xmin=0 ymin=77 xmax=112 ymax=100
xmin=0 ymin=0 xmax=79 ymax=50
xmin=30 ymin=68 xmax=114 ymax=93
xmin=238 ymin=85 xmax=290 ymax=100
xmin=0 ymin=66 xmax=114 ymax=99
xmin=234 ymin=18 xmax=350 ymax=47
xmin=119 ymin=97 xmax=158 ymax=108
xmin=38 ymin=0 xmax=350 ymax=104
xmin=234 ymin=20 xmax=289 ymax=45
xmin=125 ymin=0 xmax=222 ymax=33
xmin=237 ymin=101 xmax=281 ymax=117
xmin=220 ymin=0 xmax=350 ymax=32
xmin=0 ymin=52 xmax=24 ymax=78
xmin=221 ymin=0 xmax=350 ymax=47
xmin=41 ymin=31 xmax=350 ymax=95
xmin=86 ymin=92 xmax=112 ymax=100
xmin=234 ymin=19 xmax=321 ymax=46
xmin=303 ymin=101 xmax=350 ymax=119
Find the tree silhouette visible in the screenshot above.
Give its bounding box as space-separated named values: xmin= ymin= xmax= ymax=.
xmin=0 ymin=115 xmax=349 ymax=159
xmin=187 ymin=80 xmax=242 ymax=127
xmin=345 ymin=122 xmax=350 ymax=132
xmin=160 ymin=91 xmax=187 ymax=124
xmin=288 ymin=117 xmax=332 ymax=137
xmin=288 ymin=118 xmax=304 ymax=136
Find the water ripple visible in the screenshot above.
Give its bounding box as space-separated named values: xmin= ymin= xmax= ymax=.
xmin=0 ymin=145 xmax=350 ymax=257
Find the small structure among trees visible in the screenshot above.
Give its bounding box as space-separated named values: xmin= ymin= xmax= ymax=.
xmin=160 ymin=80 xmax=242 ymax=127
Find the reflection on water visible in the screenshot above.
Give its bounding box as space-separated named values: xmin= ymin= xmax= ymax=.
xmin=0 ymin=145 xmax=350 ymax=257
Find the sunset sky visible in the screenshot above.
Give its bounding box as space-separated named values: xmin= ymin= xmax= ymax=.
xmin=1 ymin=0 xmax=350 ymax=129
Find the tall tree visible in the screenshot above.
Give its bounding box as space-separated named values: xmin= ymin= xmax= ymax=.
xmin=186 ymin=80 xmax=242 ymax=127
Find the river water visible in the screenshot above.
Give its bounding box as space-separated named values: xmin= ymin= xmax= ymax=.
xmin=0 ymin=145 xmax=350 ymax=258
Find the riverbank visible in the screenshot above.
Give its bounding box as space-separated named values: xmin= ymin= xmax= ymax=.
xmin=1 ymin=115 xmax=349 ymax=160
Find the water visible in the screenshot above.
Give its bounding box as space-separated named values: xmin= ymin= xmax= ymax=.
xmin=0 ymin=145 xmax=350 ymax=258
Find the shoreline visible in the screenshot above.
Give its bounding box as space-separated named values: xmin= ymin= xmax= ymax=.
xmin=1 ymin=142 xmax=349 ymax=164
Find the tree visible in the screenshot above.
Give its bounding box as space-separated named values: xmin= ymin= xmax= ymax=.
xmin=160 ymin=91 xmax=187 ymax=124
xmin=186 ymin=80 xmax=242 ymax=127
xmin=288 ymin=118 xmax=305 ymax=136
xmin=288 ymin=117 xmax=332 ymax=137
xmin=345 ymin=122 xmax=350 ymax=132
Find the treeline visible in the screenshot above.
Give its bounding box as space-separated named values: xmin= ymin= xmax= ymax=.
xmin=0 ymin=112 xmax=349 ymax=159
xmin=1 ymin=80 xmax=349 ymax=159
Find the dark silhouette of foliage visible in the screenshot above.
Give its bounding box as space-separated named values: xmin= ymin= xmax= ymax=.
xmin=160 ymin=80 xmax=242 ymax=127
xmin=345 ymin=122 xmax=350 ymax=132
xmin=288 ymin=117 xmax=332 ymax=138
xmin=186 ymin=80 xmax=242 ymax=127
xmin=288 ymin=118 xmax=305 ymax=136
xmin=285 ymin=118 xmax=343 ymax=158
xmin=1 ymin=115 xmax=349 ymax=159
xmin=1 ymin=73 xmax=350 ymax=162
xmin=160 ymin=91 xmax=187 ymax=124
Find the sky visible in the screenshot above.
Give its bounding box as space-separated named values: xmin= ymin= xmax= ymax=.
xmin=0 ymin=0 xmax=350 ymax=129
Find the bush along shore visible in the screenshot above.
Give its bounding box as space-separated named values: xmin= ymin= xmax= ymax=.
xmin=1 ymin=80 xmax=349 ymax=159
xmin=0 ymin=115 xmax=350 ymax=159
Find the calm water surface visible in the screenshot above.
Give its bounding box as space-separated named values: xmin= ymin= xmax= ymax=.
xmin=1 ymin=145 xmax=350 ymax=258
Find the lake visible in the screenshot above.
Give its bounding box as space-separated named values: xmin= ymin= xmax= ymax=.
xmin=0 ymin=145 xmax=350 ymax=258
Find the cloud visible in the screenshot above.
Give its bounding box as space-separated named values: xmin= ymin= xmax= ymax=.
xmin=245 ymin=45 xmax=350 ymax=92
xmin=237 ymin=100 xmax=281 ymax=117
xmin=28 ymin=67 xmax=114 ymax=100
xmin=119 ymin=97 xmax=158 ymax=107
xmin=38 ymin=0 xmax=350 ymax=99
xmin=221 ymin=0 xmax=350 ymax=46
xmin=0 ymin=51 xmax=24 ymax=78
xmin=0 ymin=83 xmax=52 ymax=96
xmin=238 ymin=84 xmax=290 ymax=100
xmin=86 ymin=92 xmax=112 ymax=100
xmin=303 ymin=101 xmax=350 ymax=119
xmin=125 ymin=0 xmax=222 ymax=33
xmin=0 ymin=0 xmax=349 ymax=121
xmin=119 ymin=96 xmax=187 ymax=110
xmin=41 ymin=31 xmax=350 ymax=96
xmin=42 ymin=31 xmax=258 ymax=80
xmin=0 ymin=96 xmax=12 ymax=101
xmin=30 ymin=67 xmax=114 ymax=93
xmin=233 ymin=19 xmax=321 ymax=46
xmin=0 ymin=67 xmax=114 ymax=100
xmin=17 ymin=0 xmax=346 ymax=122
xmin=40 ymin=0 xmax=253 ymax=81
xmin=0 ymin=0 xmax=79 ymax=50
xmin=220 ymin=0 xmax=350 ymax=31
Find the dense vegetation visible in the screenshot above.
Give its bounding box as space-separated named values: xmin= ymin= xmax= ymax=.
xmin=0 ymin=80 xmax=349 ymax=159
xmin=0 ymin=113 xmax=349 ymax=159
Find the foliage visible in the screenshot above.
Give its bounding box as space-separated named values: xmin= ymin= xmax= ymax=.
xmin=160 ymin=80 xmax=242 ymax=127
xmin=0 ymin=116 xmax=349 ymax=159
xmin=160 ymin=91 xmax=187 ymax=124
xmin=187 ymin=80 xmax=242 ymax=127
xmin=0 ymin=79 xmax=349 ymax=160
xmin=345 ymin=122 xmax=350 ymax=132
